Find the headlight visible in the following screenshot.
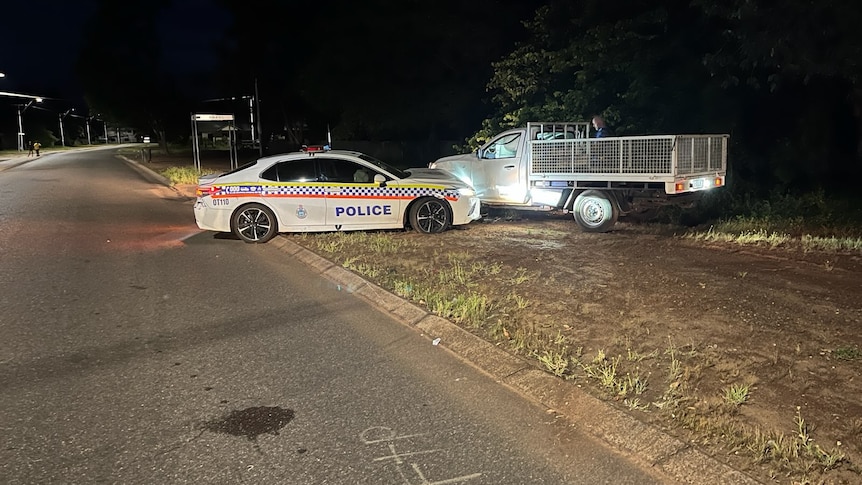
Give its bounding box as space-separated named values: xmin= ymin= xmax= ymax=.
xmin=428 ymin=162 xmax=438 ymax=169
xmin=457 ymin=187 xmax=476 ymax=197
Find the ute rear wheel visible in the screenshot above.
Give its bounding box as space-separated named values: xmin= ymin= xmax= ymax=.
xmin=573 ymin=190 xmax=618 ymax=233
xmin=232 ymin=203 xmax=278 ymax=243
xmin=409 ymin=197 xmax=452 ymax=234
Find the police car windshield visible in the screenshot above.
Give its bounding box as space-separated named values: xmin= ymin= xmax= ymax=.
xmin=358 ymin=154 xmax=408 ymax=179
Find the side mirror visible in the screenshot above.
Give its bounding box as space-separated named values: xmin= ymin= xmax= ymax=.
xmin=374 ymin=174 xmax=386 ymax=186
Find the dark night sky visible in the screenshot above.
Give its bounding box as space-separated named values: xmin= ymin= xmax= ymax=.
xmin=1 ymin=0 xmax=230 ymax=103
xmin=2 ymin=1 xmax=97 ymax=99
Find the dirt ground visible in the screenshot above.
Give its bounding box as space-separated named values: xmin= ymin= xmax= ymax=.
xmin=146 ymin=150 xmax=862 ymax=484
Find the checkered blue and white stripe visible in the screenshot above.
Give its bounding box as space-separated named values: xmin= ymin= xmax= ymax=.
xmin=211 ymin=184 xmax=460 ymax=200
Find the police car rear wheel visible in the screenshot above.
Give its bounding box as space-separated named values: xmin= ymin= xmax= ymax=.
xmin=232 ymin=203 xmax=278 ymax=243
xmin=409 ymin=197 xmax=451 ymax=234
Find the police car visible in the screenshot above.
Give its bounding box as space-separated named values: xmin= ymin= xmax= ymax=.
xmin=194 ymin=146 xmax=482 ymax=243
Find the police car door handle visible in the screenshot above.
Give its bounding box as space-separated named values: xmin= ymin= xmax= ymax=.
xmin=504 ymin=165 xmax=516 ymax=170
xmin=328 ymin=188 xmax=343 ymax=194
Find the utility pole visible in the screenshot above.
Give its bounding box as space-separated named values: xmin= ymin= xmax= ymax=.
xmin=255 ymin=78 xmax=263 ymax=157
xmin=15 ymin=98 xmax=42 ymax=151
xmin=59 ymin=109 xmax=75 ymax=147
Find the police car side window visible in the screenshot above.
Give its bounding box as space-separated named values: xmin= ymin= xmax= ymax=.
xmin=261 ymin=165 xmax=278 ymax=181
xmin=274 ymin=160 xmax=317 ymax=182
xmin=318 ymin=158 xmax=369 ymax=183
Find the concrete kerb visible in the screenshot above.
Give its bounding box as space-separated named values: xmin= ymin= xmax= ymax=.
xmin=130 ymin=157 xmax=762 ymax=485
xmin=0 ymin=153 xmax=42 ymax=172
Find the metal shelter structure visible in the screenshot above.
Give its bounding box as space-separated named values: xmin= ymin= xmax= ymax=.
xmin=191 ymin=113 xmax=237 ymax=171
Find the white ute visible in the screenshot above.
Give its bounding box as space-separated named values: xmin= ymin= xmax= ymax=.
xmin=431 ymin=122 xmax=729 ymax=232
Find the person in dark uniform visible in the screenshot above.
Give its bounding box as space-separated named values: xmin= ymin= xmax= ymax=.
xmin=592 ymin=116 xmax=612 ymax=138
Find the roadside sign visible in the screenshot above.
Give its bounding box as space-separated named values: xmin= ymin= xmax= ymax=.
xmin=194 ymin=114 xmax=234 ymax=121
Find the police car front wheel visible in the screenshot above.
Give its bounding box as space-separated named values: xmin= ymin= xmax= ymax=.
xmin=232 ymin=203 xmax=278 ymax=243
xmin=409 ymin=197 xmax=452 ymax=234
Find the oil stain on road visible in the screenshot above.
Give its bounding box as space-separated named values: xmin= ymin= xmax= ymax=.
xmin=203 ymin=406 xmax=295 ymax=441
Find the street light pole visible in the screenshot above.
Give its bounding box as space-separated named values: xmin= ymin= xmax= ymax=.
xmin=59 ymin=109 xmax=74 ymax=147
xmin=15 ymin=97 xmax=42 ymax=151
xmin=17 ymin=105 xmax=25 ymax=151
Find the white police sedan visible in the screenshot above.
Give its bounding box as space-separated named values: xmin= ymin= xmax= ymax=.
xmin=194 ymin=147 xmax=481 ymax=243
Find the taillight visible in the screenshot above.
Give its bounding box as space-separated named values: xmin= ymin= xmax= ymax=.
xmin=196 ymin=186 xmax=216 ymax=197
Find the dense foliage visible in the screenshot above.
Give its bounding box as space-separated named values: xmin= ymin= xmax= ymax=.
xmin=476 ymin=0 xmax=862 ymax=197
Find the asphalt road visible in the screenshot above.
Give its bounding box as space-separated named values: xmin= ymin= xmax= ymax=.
xmin=0 ymin=149 xmax=667 ymax=484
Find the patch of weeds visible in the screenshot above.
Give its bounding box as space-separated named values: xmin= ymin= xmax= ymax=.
xmin=581 ymin=350 xmax=620 ymax=390
xmin=348 ymin=262 xmax=380 ymax=279
xmin=793 ymin=407 xmax=846 ymax=471
xmin=314 ymin=237 xmax=345 ymax=253
xmin=627 ymin=347 xmax=658 ymax=362
xmin=488 ymin=319 xmax=508 ymax=340
xmin=435 ymin=256 xmax=478 ymax=288
xmin=722 ymin=383 xmax=751 ymax=406
xmin=536 ymin=350 xmax=575 ymax=379
xmin=550 ymin=331 xmax=567 ymax=346
xmin=507 ymin=293 xmax=529 ymax=309
xmin=347 ymin=232 xmax=410 ymax=255
xmin=615 ymin=372 xmax=648 ymax=398
xmin=426 ymin=293 xmax=456 ymax=318
xmin=508 ymin=328 xmax=529 ymax=353
xmin=393 ymin=279 xmax=414 ymax=298
xmin=665 ymin=340 xmax=683 ymax=383
xmin=832 ymin=346 xmax=861 ymax=361
xmin=160 ymin=166 xmax=219 ymax=185
xmin=510 ymin=267 xmax=531 ymax=285
xmin=452 ymin=293 xmax=489 ymax=328
xmin=472 ymin=261 xmax=503 ymax=276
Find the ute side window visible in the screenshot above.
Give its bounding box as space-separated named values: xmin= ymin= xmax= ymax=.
xmin=483 ymin=133 xmax=522 ymax=160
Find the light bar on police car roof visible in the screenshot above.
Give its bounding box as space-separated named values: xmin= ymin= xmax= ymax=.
xmin=301 ymin=145 xmax=330 ymax=152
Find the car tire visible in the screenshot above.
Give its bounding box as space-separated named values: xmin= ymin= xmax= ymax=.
xmin=231 ymin=203 xmax=278 ymax=243
xmin=409 ymin=197 xmax=452 ymax=234
xmin=573 ymin=190 xmax=618 ymax=233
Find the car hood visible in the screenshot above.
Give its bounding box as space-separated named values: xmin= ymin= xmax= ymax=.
xmin=403 ymin=168 xmax=473 ymax=187
xmin=433 ymin=153 xmax=479 ymax=165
